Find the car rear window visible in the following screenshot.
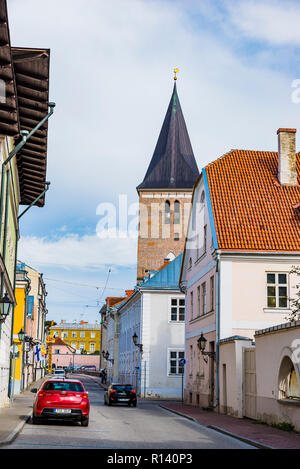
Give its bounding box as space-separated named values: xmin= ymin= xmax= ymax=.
xmin=112 ymin=385 xmax=133 ymax=391
xmin=43 ymin=381 xmax=84 ymax=392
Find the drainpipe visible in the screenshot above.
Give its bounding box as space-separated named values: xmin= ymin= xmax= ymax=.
xmin=213 ymin=250 xmax=221 ymax=409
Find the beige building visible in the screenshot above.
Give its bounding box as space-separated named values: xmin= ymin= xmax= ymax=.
xmin=219 ymin=321 xmax=300 ymax=431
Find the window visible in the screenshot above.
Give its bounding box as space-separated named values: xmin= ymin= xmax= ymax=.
xmin=72 ymin=331 xmax=77 ymax=338
xmin=80 ymin=331 xmax=85 ymax=338
xmin=164 ymin=200 xmax=170 ymax=224
xmin=188 ymin=258 xmax=192 ymax=270
xmin=278 ymin=356 xmax=300 ymax=400
xmin=63 ymin=332 xmax=68 ymax=338
xmin=210 ymin=276 xmax=214 ymax=311
xmin=169 ymin=350 xmax=185 ymax=375
xmin=200 ymin=191 xmax=205 ymax=206
xmin=203 ymin=225 xmax=207 ymax=254
xmin=190 ymin=345 xmax=193 ymax=376
xmin=43 ymin=381 xmax=84 ymax=392
xmin=190 ymin=291 xmax=194 ymax=319
xmin=174 ymin=200 xmax=180 ymax=224
xmin=197 ymin=286 xmax=201 ymax=316
xmin=80 ymin=343 xmax=84 ymax=351
xmin=54 ymin=349 xmax=60 ymax=355
xmin=90 ymin=343 xmax=95 ymax=353
xmin=174 ymin=232 xmax=180 ymax=241
xmin=201 ymin=282 xmax=207 ymax=315
xmin=90 ymin=331 xmax=95 ymax=338
xmin=170 ymin=298 xmax=185 ymax=321
xmin=267 ymin=273 xmax=288 ymax=308
xmin=71 ymin=342 xmax=76 ymax=349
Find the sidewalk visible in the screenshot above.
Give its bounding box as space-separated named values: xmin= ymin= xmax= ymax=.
xmin=0 ymin=378 xmax=45 ymax=446
xmin=160 ymin=403 xmax=300 ymax=449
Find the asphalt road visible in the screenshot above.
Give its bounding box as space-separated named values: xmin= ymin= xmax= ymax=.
xmin=2 ymin=374 xmax=254 ymax=449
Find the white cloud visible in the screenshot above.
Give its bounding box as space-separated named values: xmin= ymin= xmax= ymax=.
xmin=18 ymin=233 xmax=137 ymax=270
xmin=226 ymin=0 xmax=300 ymax=45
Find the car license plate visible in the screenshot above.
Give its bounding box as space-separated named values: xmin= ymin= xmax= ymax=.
xmin=118 ymin=398 xmax=129 ymax=401
xmin=54 ymin=408 xmax=71 ymax=413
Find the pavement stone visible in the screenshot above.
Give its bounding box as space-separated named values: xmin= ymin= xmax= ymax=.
xmin=160 ymin=403 xmax=300 ymax=449
xmin=0 ymin=377 xmax=46 ymax=446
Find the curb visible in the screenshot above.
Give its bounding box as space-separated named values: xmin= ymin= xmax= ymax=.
xmin=207 ymin=425 xmax=273 ymax=450
xmin=160 ymin=405 xmax=273 ymax=449
xmin=0 ymin=411 xmax=32 ymax=447
xmin=159 ymin=404 xmax=198 ymax=423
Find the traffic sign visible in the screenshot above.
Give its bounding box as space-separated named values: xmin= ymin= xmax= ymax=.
xmin=179 ymin=358 xmax=186 ymax=366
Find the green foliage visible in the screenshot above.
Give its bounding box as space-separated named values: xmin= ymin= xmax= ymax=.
xmin=286 ymin=266 xmax=300 ymax=322
xmin=271 ymin=421 xmax=295 ymax=432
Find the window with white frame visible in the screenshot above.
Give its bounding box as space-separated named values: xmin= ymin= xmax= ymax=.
xmin=169 ymin=350 xmax=185 ymax=375
xmin=63 ymin=331 xmax=68 ymax=339
xmin=90 ymin=343 xmax=95 ymax=353
xmin=90 ymin=331 xmax=95 ymax=338
xmin=170 ymin=297 xmax=185 ymax=321
xmin=72 ymin=331 xmax=77 ymax=338
xmin=267 ymin=273 xmax=288 ymax=308
xmin=80 ymin=331 xmax=85 ymax=338
xmin=71 ymin=342 xmax=77 ymax=349
xmin=79 ymin=343 xmax=84 ymax=351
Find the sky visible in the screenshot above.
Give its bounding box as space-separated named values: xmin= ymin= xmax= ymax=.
xmin=7 ymin=0 xmax=300 ymax=324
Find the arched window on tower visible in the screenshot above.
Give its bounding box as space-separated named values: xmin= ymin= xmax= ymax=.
xmin=174 ymin=200 xmax=180 ymax=224
xmin=165 ymin=200 xmax=170 ymax=224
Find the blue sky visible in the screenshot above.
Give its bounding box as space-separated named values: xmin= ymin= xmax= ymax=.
xmin=7 ymin=0 xmax=300 ymax=323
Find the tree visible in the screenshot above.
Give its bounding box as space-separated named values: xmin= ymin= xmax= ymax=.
xmin=45 ymin=320 xmax=57 ymax=328
xmin=286 ymin=266 xmax=300 ymax=322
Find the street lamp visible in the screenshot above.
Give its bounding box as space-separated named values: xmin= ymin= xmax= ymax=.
xmin=102 ymin=350 xmax=114 ymax=364
xmin=132 ymin=333 xmax=143 ymax=354
xmin=0 ymin=292 xmax=13 ymax=323
xmin=197 ymin=333 xmax=215 ymax=363
xmin=18 ymin=328 xmax=25 ymax=342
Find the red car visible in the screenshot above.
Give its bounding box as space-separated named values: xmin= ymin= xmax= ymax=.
xmin=31 ymin=379 xmax=90 ymax=426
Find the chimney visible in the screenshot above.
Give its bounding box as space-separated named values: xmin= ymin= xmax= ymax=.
xmin=277 ymin=128 xmax=297 ymax=185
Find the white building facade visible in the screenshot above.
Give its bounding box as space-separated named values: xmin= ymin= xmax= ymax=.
xmin=118 ymin=255 xmax=185 ymax=399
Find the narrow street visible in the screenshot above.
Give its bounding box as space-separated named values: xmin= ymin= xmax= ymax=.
xmin=1 ymin=375 xmax=253 ymax=449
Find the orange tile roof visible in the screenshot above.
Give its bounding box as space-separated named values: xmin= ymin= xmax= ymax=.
xmin=106 ymin=297 xmax=125 ymax=307
xmin=205 ymin=150 xmax=300 ymax=252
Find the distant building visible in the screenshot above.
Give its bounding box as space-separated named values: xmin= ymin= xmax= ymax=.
xmin=49 ymin=320 xmax=101 ymax=356
xmin=117 ymin=254 xmax=185 ymax=399
xmin=12 ymin=262 xmax=48 ymax=395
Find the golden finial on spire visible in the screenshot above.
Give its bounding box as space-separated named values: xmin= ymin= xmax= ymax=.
xmin=174 ymin=68 xmax=179 ymax=81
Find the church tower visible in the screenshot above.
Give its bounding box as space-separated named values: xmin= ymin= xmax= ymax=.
xmin=136 ymin=72 xmax=199 ymax=282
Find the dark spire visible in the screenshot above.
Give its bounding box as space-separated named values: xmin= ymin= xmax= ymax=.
xmin=137 ymin=81 xmax=199 ymax=190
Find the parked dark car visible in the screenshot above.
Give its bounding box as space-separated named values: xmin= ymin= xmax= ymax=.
xmin=104 ymin=384 xmax=137 ymax=407
xmin=31 ymin=379 xmax=90 ymax=426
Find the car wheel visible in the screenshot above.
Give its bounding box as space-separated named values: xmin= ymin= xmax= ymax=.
xmin=128 ymin=403 xmax=131 ymax=407
xmin=32 ymin=414 xmax=40 ymax=424
xmin=81 ymin=417 xmax=89 ymax=427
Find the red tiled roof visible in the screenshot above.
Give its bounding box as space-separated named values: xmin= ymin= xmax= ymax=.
xmin=106 ymin=297 xmax=125 ymax=307
xmin=54 ymin=337 xmax=67 ymax=346
xmin=205 ymin=150 xmax=300 ymax=252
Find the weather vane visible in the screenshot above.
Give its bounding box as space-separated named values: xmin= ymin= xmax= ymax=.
xmin=174 ymin=68 xmax=179 ymax=81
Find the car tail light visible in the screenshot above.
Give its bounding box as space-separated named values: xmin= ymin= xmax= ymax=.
xmin=83 ymin=394 xmax=88 ymax=399
xmin=38 ymin=392 xmax=45 ymax=397
xmin=131 ymin=390 xmax=136 ymax=394
xmin=110 ymin=390 xmax=117 ymax=393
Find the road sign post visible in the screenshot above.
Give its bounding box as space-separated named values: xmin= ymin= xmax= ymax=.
xmin=179 ymin=358 xmax=186 ymax=405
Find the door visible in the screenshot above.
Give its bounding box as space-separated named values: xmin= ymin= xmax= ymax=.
xmin=243 ymin=348 xmax=257 ymax=419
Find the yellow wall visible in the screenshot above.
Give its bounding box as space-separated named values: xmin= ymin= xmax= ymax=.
xmin=13 ymin=288 xmax=26 ymax=381
xmin=49 ymin=326 xmax=101 ymax=354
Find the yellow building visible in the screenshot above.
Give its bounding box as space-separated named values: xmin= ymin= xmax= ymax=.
xmin=49 ymin=320 xmax=101 ymax=355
